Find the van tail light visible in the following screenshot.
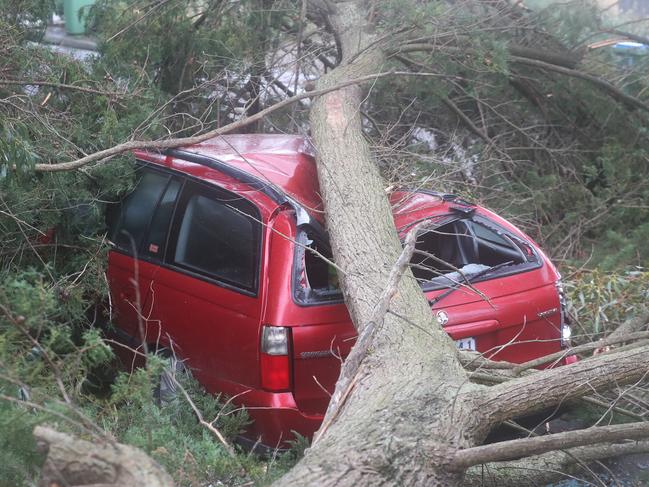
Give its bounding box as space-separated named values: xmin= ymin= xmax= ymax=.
xmin=260 ymin=326 xmax=291 ymax=392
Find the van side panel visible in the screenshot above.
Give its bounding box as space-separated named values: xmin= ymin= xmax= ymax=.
xmin=143 ymin=265 xmax=263 ymax=389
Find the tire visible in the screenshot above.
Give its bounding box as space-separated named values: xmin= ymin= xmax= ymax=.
xmin=153 ymin=352 xmax=187 ymax=406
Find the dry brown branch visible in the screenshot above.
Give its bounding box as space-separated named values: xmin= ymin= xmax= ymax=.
xmin=463 ymin=440 xmax=649 ymax=486
xmin=441 ymin=96 xmax=492 ymax=144
xmin=32 ymin=70 xmax=456 ymax=173
xmin=513 ymin=330 xmax=649 ymax=373
xmin=606 ymin=308 xmax=649 ymax=341
xmin=459 ymin=351 xmax=517 ymax=370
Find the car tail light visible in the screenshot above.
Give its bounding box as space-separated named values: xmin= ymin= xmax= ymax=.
xmin=556 ymin=280 xmax=572 ymax=348
xmin=260 ymin=326 xmax=291 ymax=391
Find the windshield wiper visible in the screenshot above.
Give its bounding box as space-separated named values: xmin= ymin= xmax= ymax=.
xmin=428 ymin=261 xmax=514 ymax=307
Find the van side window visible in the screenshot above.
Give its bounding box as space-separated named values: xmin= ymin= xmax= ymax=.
xmin=171 ymin=186 xmax=260 ymax=291
xmin=110 ymin=170 xmax=169 ymax=253
xmin=293 ymin=229 xmax=342 ymax=304
xmin=142 ymin=178 xmax=181 ymax=259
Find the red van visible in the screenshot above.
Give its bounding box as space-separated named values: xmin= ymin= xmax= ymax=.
xmin=106 ymin=134 xmax=571 ymax=447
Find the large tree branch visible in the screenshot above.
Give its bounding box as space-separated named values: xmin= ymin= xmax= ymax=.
xmin=478 ymin=344 xmax=649 ymax=424
xmin=33 ymin=70 xmax=453 ymax=173
xmin=453 ymin=422 xmax=649 ymax=470
xmin=394 ymin=43 xmax=580 ymax=69
xmin=606 ymin=307 xmax=649 ymax=341
xmin=30 ymin=72 xmax=397 ymax=172
xmin=513 ymin=329 xmax=649 ymax=373
xmin=34 ymin=426 xmax=174 ymax=487
xmin=463 ymin=440 xmax=649 ymax=486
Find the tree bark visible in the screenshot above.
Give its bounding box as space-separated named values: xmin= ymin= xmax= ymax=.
xmin=34 ymin=426 xmax=174 ymax=487
xmin=276 ymin=2 xmax=487 ymax=485
xmin=273 ymin=2 xmax=649 ymax=486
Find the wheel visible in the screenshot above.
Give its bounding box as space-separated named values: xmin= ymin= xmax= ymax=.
xmin=153 ymin=351 xmax=187 ymax=406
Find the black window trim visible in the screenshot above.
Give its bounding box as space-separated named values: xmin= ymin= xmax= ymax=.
xmin=109 ymin=160 xmax=264 ymax=297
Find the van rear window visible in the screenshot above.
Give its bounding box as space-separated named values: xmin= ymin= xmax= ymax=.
xmin=410 ymin=217 xmax=538 ymax=289
xmin=294 ymin=217 xmax=539 ymax=304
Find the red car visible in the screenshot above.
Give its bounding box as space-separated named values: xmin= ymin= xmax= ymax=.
xmin=106 ymin=134 xmax=571 ymax=447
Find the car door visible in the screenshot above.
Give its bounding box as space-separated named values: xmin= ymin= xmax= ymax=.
xmin=107 ymin=166 xmax=181 ymax=342
xmin=144 ymin=178 xmax=264 ymax=393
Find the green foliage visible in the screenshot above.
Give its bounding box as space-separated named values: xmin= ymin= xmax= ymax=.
xmin=0 ymin=0 xmax=54 ymax=41
xmin=0 ymin=6 xmax=307 ymax=484
xmin=564 ymin=267 xmax=649 ymax=337
xmin=88 ymin=0 xmax=296 ymax=135
xmin=369 ymin=0 xmax=649 ymax=270
xmin=2 ymin=0 xmax=649 ymax=484
xmin=102 ymin=362 xmax=254 ymax=484
xmin=0 ymin=399 xmax=45 ymax=486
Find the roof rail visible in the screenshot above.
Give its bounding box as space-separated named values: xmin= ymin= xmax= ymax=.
xmin=165 ymin=148 xmax=328 ymax=237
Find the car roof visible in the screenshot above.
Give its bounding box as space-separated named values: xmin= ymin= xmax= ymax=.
xmin=179 ymin=134 xmax=326 ymax=218
xmin=149 ymin=134 xmax=450 ymax=225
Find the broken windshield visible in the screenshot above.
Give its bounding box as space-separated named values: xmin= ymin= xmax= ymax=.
xmin=293 ymin=216 xmax=540 ymax=304
xmin=409 ymin=216 xmax=539 ymax=291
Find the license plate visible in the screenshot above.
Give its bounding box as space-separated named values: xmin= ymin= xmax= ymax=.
xmin=455 ymin=337 xmax=476 ymax=351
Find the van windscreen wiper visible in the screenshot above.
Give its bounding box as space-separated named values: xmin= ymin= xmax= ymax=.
xmin=428 ymin=261 xmax=514 ymax=307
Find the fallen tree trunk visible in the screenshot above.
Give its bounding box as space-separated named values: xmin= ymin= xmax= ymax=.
xmin=34 ymin=426 xmax=173 ymax=487
xmin=273 ymin=1 xmax=649 ymax=485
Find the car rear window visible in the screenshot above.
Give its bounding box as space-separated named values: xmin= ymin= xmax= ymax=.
xmin=294 ymin=216 xmax=540 ymax=304
xmin=410 ymin=217 xmax=538 ymax=289
xmin=293 ymin=230 xmax=342 ymax=305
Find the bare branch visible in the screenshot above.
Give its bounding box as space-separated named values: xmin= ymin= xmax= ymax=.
xmin=454 ymin=422 xmax=649 ymax=470
xmin=463 ymin=440 xmax=649 ymax=486
xmin=0 ymin=79 xmax=132 ymax=97
xmin=478 ymin=344 xmax=649 ymax=424
xmin=32 ymin=69 xmax=459 ymax=173
xmin=513 ymin=330 xmax=649 ymax=373
xmin=510 ymin=56 xmax=649 ymax=113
